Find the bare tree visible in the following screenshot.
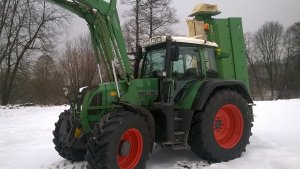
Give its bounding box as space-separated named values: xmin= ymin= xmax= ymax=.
xmin=30 ymin=55 xmax=65 ymax=104
xmin=59 ymin=35 xmax=99 ymax=98
xmin=140 ymin=0 xmax=178 ymax=39
xmin=277 ymin=22 xmax=300 ymax=98
xmin=253 ymin=21 xmax=284 ymax=100
xmin=122 ymin=21 xmax=136 ymax=52
xmin=121 ymin=0 xmax=142 ymax=51
xmin=288 ymin=22 xmax=300 ymax=52
xmin=0 ymin=0 xmax=69 ymax=105
xmin=245 ymin=33 xmax=264 ymax=100
xmin=121 ymin=0 xmax=178 ymax=50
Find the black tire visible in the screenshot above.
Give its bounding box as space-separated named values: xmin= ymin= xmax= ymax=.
xmin=86 ymin=111 xmax=151 ymax=169
xmin=53 ymin=110 xmax=86 ymax=161
xmin=188 ymin=90 xmax=253 ymax=162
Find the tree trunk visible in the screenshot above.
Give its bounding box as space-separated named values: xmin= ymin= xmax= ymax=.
xmin=135 ymin=0 xmax=139 ymax=49
xmin=149 ymin=0 xmax=153 ymax=38
xmin=1 ymin=94 xmax=10 ymax=105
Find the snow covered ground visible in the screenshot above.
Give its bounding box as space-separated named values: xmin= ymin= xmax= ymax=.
xmin=0 ymin=99 xmax=300 ymax=169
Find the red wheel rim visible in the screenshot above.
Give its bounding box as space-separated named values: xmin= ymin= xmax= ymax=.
xmin=117 ymin=128 xmax=143 ymax=169
xmin=213 ymin=104 xmax=244 ymax=149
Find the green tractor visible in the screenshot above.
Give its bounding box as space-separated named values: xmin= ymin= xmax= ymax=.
xmin=50 ymin=0 xmax=253 ymax=168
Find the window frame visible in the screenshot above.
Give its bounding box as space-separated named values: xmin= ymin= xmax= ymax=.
xmin=171 ymin=43 xmax=202 ymax=80
xmin=202 ymin=47 xmax=218 ymax=73
xmin=141 ymin=44 xmax=166 ymax=78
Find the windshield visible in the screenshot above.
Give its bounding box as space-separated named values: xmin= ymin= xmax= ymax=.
xmin=142 ymin=48 xmax=166 ymax=78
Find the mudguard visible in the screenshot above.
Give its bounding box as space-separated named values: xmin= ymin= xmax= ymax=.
xmin=192 ymin=79 xmax=253 ymax=111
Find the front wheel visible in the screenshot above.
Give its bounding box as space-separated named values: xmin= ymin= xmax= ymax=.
xmin=86 ymin=111 xmax=151 ymax=169
xmin=53 ymin=110 xmax=86 ymax=161
xmin=188 ymin=90 xmax=253 ymax=162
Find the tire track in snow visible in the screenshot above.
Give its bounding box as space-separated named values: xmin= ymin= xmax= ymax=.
xmin=40 ymin=161 xmax=87 ymax=169
xmin=173 ymin=161 xmax=210 ymax=169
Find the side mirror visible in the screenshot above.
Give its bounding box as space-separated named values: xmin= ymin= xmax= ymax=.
xmin=170 ymin=43 xmax=179 ymax=61
xmin=135 ymin=45 xmax=143 ymax=60
xmin=133 ymin=45 xmax=143 ymax=78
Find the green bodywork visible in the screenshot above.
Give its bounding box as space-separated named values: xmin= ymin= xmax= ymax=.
xmin=49 ymin=0 xmax=250 ymax=134
xmin=174 ymin=80 xmax=204 ymax=109
xmin=79 ymin=78 xmax=159 ymax=132
xmin=195 ymin=15 xmax=250 ymax=90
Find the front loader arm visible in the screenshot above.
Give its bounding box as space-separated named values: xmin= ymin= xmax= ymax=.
xmin=49 ymin=0 xmax=132 ymax=81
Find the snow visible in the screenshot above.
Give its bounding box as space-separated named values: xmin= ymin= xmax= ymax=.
xmin=1 ymin=100 xmax=300 ymax=169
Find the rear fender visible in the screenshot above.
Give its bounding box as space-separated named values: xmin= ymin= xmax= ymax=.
xmin=192 ymin=80 xmax=253 ymax=111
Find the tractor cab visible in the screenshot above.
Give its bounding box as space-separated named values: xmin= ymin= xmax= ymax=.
xmin=140 ymin=36 xmax=218 ymax=80
xmin=136 ymin=36 xmax=219 ymax=102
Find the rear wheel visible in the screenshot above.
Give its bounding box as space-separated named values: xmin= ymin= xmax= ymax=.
xmin=53 ymin=110 xmax=86 ymax=161
xmin=188 ymin=90 xmax=253 ymax=162
xmin=86 ymin=111 xmax=151 ymax=169
xmin=213 ymin=104 xmax=244 ymax=149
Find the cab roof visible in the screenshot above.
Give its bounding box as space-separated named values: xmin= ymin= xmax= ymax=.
xmin=142 ymin=36 xmax=218 ymax=48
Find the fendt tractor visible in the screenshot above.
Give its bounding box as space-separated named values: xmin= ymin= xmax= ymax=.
xmin=50 ymin=0 xmax=254 ymax=168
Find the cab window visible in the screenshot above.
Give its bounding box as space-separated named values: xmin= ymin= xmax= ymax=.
xmin=172 ymin=46 xmax=200 ymax=80
xmin=142 ymin=48 xmax=166 ymax=78
xmin=204 ymin=48 xmax=218 ymax=72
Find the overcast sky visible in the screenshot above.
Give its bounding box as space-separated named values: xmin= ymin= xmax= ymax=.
xmin=65 ymin=0 xmax=300 ymax=40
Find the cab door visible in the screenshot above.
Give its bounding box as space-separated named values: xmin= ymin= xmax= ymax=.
xmin=171 ymin=45 xmax=202 ymax=102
